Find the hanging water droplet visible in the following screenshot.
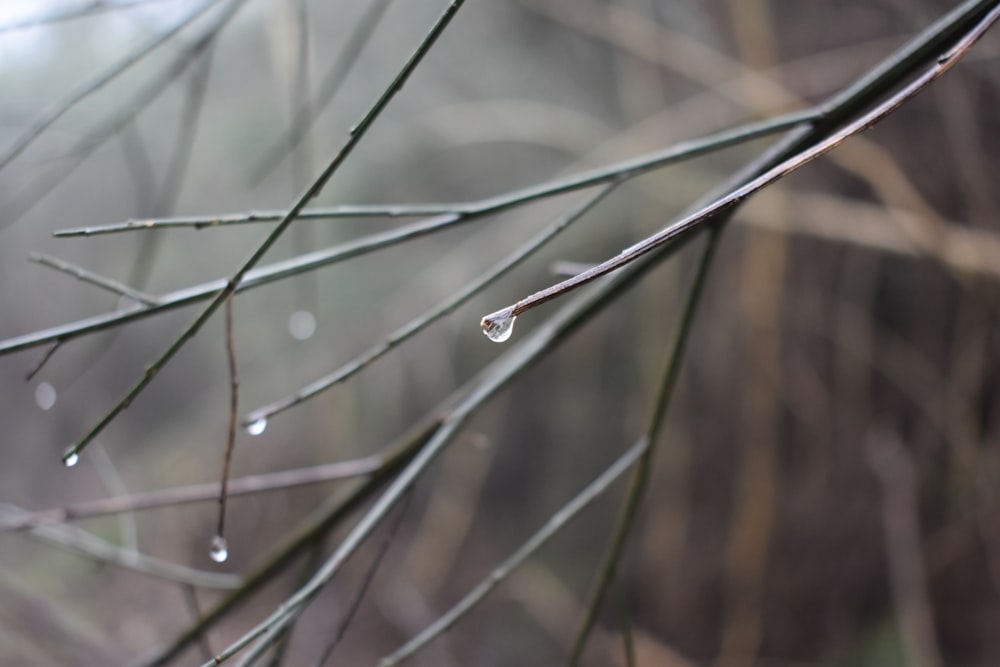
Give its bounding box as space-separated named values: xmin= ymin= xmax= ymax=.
xmin=288 ymin=310 xmax=317 ymax=341
xmin=64 ymin=452 xmax=79 ymax=468
xmin=246 ymin=417 xmax=267 ymax=436
xmin=35 ymin=381 xmax=57 ymax=411
xmin=481 ymin=311 xmax=517 ymax=343
xmin=209 ymin=535 xmax=229 ymax=563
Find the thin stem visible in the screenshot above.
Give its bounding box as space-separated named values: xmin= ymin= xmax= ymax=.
xmin=30 ymin=253 xmax=159 ymax=306
xmin=0 ymin=0 xmax=222 ymax=175
xmin=481 ymin=5 xmax=1000 ymax=330
xmin=55 ymin=108 xmax=817 ymax=237
xmin=140 ymin=3 xmax=1000 ymax=663
xmin=0 ymin=455 xmax=383 ymax=533
xmin=4 ymin=110 xmax=817 ymax=356
xmin=244 ymin=183 xmax=617 ymax=426
xmin=214 ymin=296 xmax=240 ymax=554
xmin=567 ymin=227 xmax=721 ymax=666
xmin=135 ymin=419 xmax=441 ymax=667
xmin=0 ymin=0 xmax=181 ymax=34
xmin=379 ymin=438 xmax=649 ymax=667
xmin=248 ymin=0 xmax=397 ymax=185
xmin=313 ymin=493 xmax=410 ymax=667
xmin=59 ymin=0 xmax=469 ymax=465
xmin=1 ymin=504 xmax=241 ymax=589
xmin=3 ymin=0 xmax=245 ymax=228
xmin=25 ymin=341 xmax=62 ymax=382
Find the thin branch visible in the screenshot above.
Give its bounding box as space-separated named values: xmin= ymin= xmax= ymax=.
xmin=480 ymin=6 xmax=1000 ymax=333
xmin=30 ymin=253 xmax=159 ymax=306
xmin=248 ymin=0 xmax=397 ymax=185
xmin=568 ymin=227 xmax=721 ymax=666
xmin=243 ymin=182 xmax=617 ymax=427
xmin=866 ymin=426 xmax=944 ymax=667
xmin=59 ymin=0 xmax=470 ymax=465
xmin=211 ymin=295 xmax=240 ymax=563
xmin=313 ymin=493 xmax=410 ymax=667
xmin=182 ymin=585 xmax=215 ymax=662
xmin=0 ymin=504 xmax=241 ymax=589
xmin=0 ymin=455 xmax=382 ymax=533
xmin=98 ymin=4 xmax=1000 ymax=664
xmin=0 ymin=0 xmax=182 ymax=35
xmin=24 ymin=340 xmax=62 ymax=382
xmin=54 ymin=108 xmax=817 ymax=237
xmin=1 ymin=110 xmax=814 ymax=357
xmin=134 ymin=419 xmax=442 ymax=667
xmin=379 ymin=438 xmax=649 ymax=667
xmin=3 ymin=0 xmax=245 ymax=227
xmin=0 ymin=0 xmax=222 ymax=175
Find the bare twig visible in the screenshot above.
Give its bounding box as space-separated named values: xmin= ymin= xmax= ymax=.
xmin=0 ymin=455 xmax=382 ymax=533
xmin=211 ymin=295 xmax=240 ymax=563
xmin=380 ymin=438 xmax=650 ymax=667
xmin=58 ymin=0 xmax=470 ymax=465
xmin=0 ymin=504 xmax=241 ymax=589
xmin=243 ymin=183 xmax=616 ymax=427
xmin=480 ymin=4 xmax=1000 ymax=333
xmin=248 ymin=0 xmax=397 ymax=185
xmin=0 ymin=0 xmax=182 ymax=35
xmin=0 ymin=0 xmax=222 ymax=175
xmin=30 ymin=253 xmax=159 ymax=306
xmin=54 ymin=108 xmax=816 ymax=237
xmin=567 ymin=226 xmax=720 ymax=666
xmin=866 ymin=426 xmax=943 ymax=667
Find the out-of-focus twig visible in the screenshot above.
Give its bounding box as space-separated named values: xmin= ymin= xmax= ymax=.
xmin=866 ymin=427 xmax=943 ymax=667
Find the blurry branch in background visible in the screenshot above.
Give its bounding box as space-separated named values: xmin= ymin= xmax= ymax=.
xmin=0 ymin=504 xmax=241 ymax=590
xmin=29 ymin=252 xmax=159 ymax=306
xmin=0 ymin=454 xmax=382 ymax=533
xmin=243 ymin=183 xmax=617 ymax=427
xmin=3 ymin=0 xmax=245 ymax=227
xmin=196 ymin=2 xmax=1000 ymax=650
xmin=309 ymin=495 xmax=409 ymax=667
xmin=54 ymin=108 xmax=816 ymax=237
xmin=58 ymin=0 xmax=470 ymax=465
xmin=379 ymin=437 xmax=651 ymax=667
xmin=866 ymin=427 xmax=944 ymax=667
xmin=480 ymin=6 xmax=1000 ymax=331
xmin=0 ymin=112 xmax=814 ymax=356
xmin=0 ymin=0 xmax=184 ymax=35
xmin=0 ymin=0 xmax=223 ymax=175
xmin=379 ymin=225 xmax=721 ymax=667
xmin=248 ymin=0 xmax=396 ymax=185
xmin=567 ymin=228 xmax=720 ymax=666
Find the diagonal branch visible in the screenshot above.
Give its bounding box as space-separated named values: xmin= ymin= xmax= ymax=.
xmin=59 ymin=0 xmax=470 ymax=465
xmin=479 ymin=3 xmax=1000 ymax=335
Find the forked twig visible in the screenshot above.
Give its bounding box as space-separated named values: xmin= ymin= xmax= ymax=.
xmin=479 ymin=3 xmax=1000 ymax=334
xmin=58 ymin=0 xmax=470 ymax=465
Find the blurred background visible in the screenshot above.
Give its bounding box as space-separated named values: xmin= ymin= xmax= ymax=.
xmin=0 ymin=0 xmax=999 ymax=665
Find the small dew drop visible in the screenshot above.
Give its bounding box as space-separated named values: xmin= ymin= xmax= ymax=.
xmin=35 ymin=382 xmax=57 ymax=411
xmin=64 ymin=452 xmax=79 ymax=468
xmin=288 ymin=310 xmax=317 ymax=341
xmin=481 ymin=312 xmax=516 ymax=343
xmin=209 ymin=535 xmax=229 ymax=563
xmin=246 ymin=417 xmax=268 ymax=436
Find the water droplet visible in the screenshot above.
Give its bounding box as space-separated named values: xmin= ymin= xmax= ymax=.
xmin=288 ymin=310 xmax=316 ymax=341
xmin=64 ymin=452 xmax=79 ymax=468
xmin=246 ymin=417 xmax=267 ymax=436
xmin=209 ymin=535 xmax=229 ymax=563
xmin=481 ymin=311 xmax=516 ymax=343
xmin=35 ymin=382 xmax=57 ymax=411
